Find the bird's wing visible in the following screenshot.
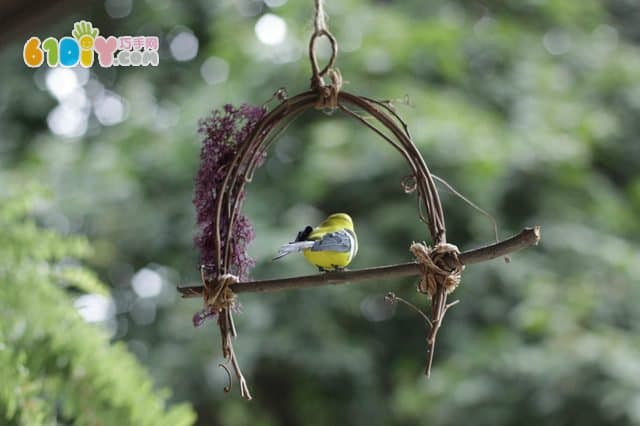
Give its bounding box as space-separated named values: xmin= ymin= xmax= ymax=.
xmin=310 ymin=230 xmax=354 ymax=253
xmin=273 ymin=240 xmax=315 ymax=260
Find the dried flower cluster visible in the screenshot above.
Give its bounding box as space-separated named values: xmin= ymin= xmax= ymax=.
xmin=193 ymin=104 xmax=266 ymax=286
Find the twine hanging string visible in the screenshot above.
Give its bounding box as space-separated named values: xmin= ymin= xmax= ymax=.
xmin=309 ymin=0 xmax=341 ymax=109
xmin=313 ymin=0 xmax=328 ymax=33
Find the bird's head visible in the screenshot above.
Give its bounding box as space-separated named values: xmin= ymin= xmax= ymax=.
xmin=323 ymin=213 xmax=354 ymax=230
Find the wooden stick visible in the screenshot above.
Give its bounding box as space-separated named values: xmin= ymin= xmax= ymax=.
xmin=178 ymin=226 xmax=540 ymax=298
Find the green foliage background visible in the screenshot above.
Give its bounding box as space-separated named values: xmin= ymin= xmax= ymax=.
xmin=0 ymin=189 xmax=195 ymax=425
xmin=1 ymin=0 xmax=640 ymax=424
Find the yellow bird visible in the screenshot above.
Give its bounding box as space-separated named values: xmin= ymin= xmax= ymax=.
xmin=274 ymin=213 xmax=358 ymax=272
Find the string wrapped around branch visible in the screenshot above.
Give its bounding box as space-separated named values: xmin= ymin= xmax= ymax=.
xmin=410 ymin=242 xmax=464 ymax=376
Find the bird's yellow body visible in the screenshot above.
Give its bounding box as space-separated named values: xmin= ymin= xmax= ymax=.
xmin=303 ymin=214 xmax=357 ymax=270
xmin=275 ymin=213 xmax=358 ymax=272
xmin=303 ymin=246 xmax=351 ymax=271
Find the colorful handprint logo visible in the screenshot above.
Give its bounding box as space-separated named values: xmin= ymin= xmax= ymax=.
xmin=23 ymin=20 xmax=159 ymax=68
xmin=72 ymin=21 xmax=99 ymax=67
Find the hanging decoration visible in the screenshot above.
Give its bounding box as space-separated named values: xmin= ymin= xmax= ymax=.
xmin=180 ymin=0 xmax=540 ymax=400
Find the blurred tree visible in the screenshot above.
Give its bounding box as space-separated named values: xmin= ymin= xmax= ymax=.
xmin=0 ymin=187 xmax=195 ymax=425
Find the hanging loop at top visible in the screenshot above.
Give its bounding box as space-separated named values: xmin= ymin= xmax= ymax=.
xmin=309 ymin=30 xmax=338 ymax=88
xmin=309 ymin=0 xmax=339 ymax=94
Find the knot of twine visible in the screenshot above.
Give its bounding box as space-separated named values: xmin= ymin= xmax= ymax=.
xmin=410 ymin=242 xmax=464 ymax=297
xmin=313 ymin=68 xmax=342 ymax=110
xmin=309 ymin=0 xmax=341 ymax=110
xmin=204 ymin=273 xmax=238 ymax=312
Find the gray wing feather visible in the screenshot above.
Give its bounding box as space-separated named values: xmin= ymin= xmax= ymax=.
xmin=311 ymin=230 xmax=352 ymax=253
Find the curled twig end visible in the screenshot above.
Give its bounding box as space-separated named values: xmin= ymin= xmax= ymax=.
xmin=218 ymin=363 xmax=232 ymax=393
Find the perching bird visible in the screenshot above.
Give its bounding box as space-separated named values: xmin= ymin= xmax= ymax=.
xmin=274 ymin=213 xmax=358 ymax=272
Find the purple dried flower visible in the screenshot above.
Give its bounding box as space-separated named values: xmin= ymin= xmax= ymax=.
xmin=193 ymin=103 xmax=267 ymax=283
xmin=192 ymin=306 xmax=217 ymax=327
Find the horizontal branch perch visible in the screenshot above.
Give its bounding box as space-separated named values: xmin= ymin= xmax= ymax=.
xmin=178 ymin=226 xmax=540 ymax=298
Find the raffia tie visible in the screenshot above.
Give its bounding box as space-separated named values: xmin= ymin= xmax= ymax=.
xmin=410 ymin=242 xmax=464 ymax=297
xmin=204 ymin=273 xmax=238 ymax=311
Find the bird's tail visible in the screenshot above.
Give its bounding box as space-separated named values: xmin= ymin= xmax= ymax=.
xmin=273 ymin=241 xmax=315 ymax=260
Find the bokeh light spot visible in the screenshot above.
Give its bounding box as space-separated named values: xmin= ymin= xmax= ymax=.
xmin=543 ymin=29 xmax=571 ymax=55
xmin=132 ymin=268 xmax=163 ymax=298
xmin=94 ymin=91 xmax=127 ymax=126
xmin=264 ymin=0 xmax=287 ymax=7
xmin=200 ymin=56 xmax=230 ymax=85
xmin=75 ymin=294 xmax=116 ymax=322
xmin=170 ymin=29 xmax=199 ymax=61
xmin=47 ymin=105 xmax=88 ymax=138
xmin=46 ymin=68 xmax=79 ymax=100
xmin=105 ymin=0 xmax=132 ymax=18
xmin=255 ymin=14 xmax=287 ymax=46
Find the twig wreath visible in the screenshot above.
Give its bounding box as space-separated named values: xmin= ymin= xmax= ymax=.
xmin=179 ymin=0 xmax=540 ymax=400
